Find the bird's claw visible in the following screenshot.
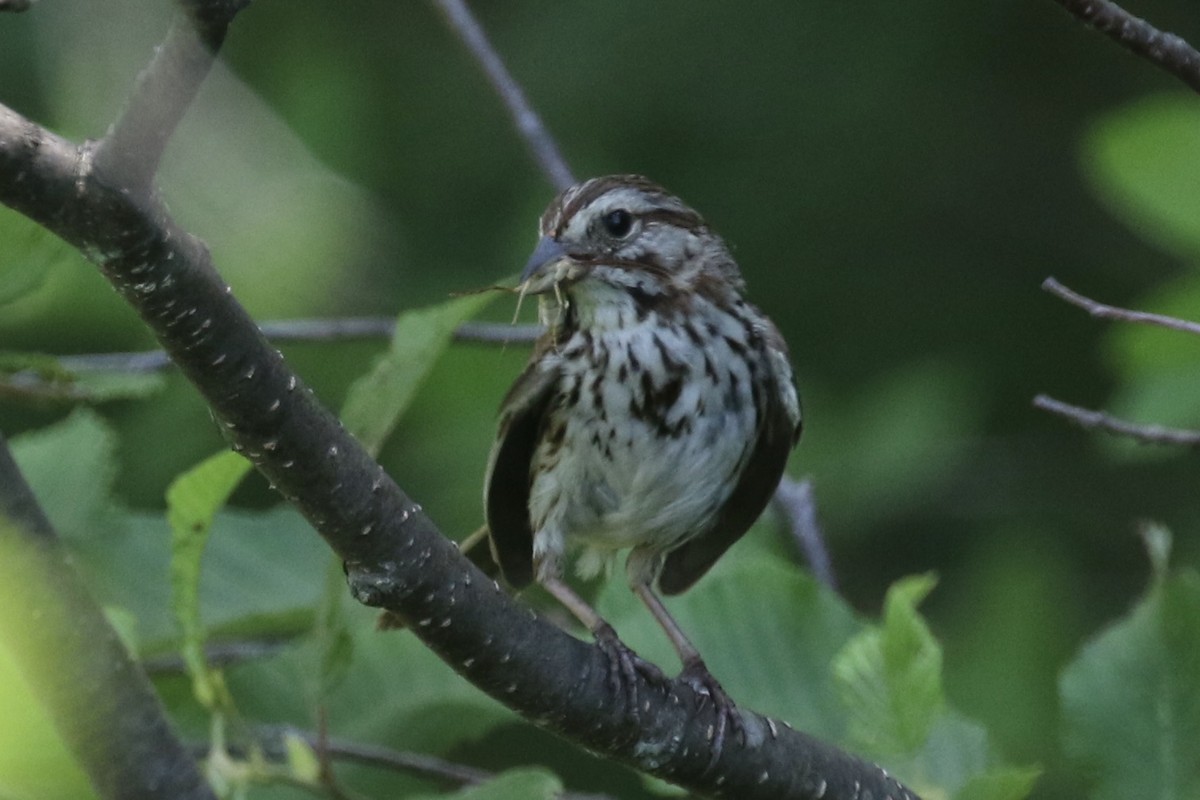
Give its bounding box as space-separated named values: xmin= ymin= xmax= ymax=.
xmin=680 ymin=657 xmax=743 ymax=769
xmin=593 ymin=622 xmax=665 ymax=715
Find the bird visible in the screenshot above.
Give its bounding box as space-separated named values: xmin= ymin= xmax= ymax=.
xmin=484 ymin=174 xmax=802 ymax=747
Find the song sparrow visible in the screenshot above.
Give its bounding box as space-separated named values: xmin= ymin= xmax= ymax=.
xmin=485 ymin=175 xmax=802 ymax=748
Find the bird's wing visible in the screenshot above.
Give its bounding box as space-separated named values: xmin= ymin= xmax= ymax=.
xmin=658 ymin=325 xmax=801 ymax=595
xmin=483 ymin=343 xmax=561 ymax=589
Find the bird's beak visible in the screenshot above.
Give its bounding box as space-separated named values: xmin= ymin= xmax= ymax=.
xmin=520 ymin=236 xmax=569 ymax=286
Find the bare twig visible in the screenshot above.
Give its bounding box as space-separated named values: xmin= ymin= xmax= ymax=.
xmin=3 ymin=320 xmax=543 ymax=379
xmin=431 ymin=0 xmax=576 ymax=191
xmin=254 ymin=726 xmax=616 ymax=800
xmin=0 ymin=0 xmax=37 ymax=12
xmin=256 ymin=317 xmax=540 ymax=346
xmin=772 ymin=477 xmax=838 ymax=592
xmin=141 ymin=639 xmax=294 ymax=675
xmin=1051 ymin=0 xmax=1200 ymax=94
xmin=456 ymin=320 xmax=543 ymax=345
xmin=1043 ymin=277 xmax=1200 ymax=336
xmin=1033 ymin=394 xmax=1200 ymax=447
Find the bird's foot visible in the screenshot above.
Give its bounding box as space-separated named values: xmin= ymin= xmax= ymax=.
xmin=592 ymin=621 xmax=666 ymax=715
xmin=680 ymin=656 xmax=743 ymax=768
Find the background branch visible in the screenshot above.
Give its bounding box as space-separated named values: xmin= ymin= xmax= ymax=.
xmin=1033 ymin=394 xmax=1200 ymax=447
xmin=1051 ymin=0 xmax=1200 ymax=93
xmin=253 ymin=726 xmax=617 ymax=800
xmin=7 ymin=320 xmax=543 ymax=377
xmin=0 ymin=435 xmax=216 ymax=800
xmin=1038 ymin=278 xmax=1200 ymax=447
xmin=773 ymin=477 xmax=838 ymax=592
xmin=1043 ymin=277 xmax=1200 ymax=336
xmin=432 ymin=0 xmax=576 ymax=191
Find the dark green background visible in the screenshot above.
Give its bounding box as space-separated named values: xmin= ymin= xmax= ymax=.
xmin=3 ymin=2 xmax=1200 ymax=797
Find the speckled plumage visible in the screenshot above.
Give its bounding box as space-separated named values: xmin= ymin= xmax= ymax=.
xmin=483 ymin=174 xmax=803 ymax=746
xmin=485 ymin=174 xmax=801 ymax=596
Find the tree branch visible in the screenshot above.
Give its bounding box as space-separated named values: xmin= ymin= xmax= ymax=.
xmin=0 ymin=96 xmax=916 ymax=800
xmin=431 ymin=0 xmax=576 ymax=191
xmin=1051 ymin=0 xmax=1200 ymax=94
xmin=1033 ymin=394 xmax=1200 ymax=447
xmin=0 ymin=435 xmax=216 ymax=800
xmin=0 ymin=3 xmax=918 ymax=796
xmin=1042 ymin=277 xmax=1200 ymax=336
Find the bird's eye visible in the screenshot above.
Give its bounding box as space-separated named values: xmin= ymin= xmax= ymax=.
xmin=600 ymin=209 xmax=634 ymax=238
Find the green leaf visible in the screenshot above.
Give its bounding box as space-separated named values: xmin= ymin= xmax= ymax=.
xmin=410 ymin=767 xmax=563 ymax=800
xmin=0 ymin=210 xmax=75 ymax=306
xmin=313 ymin=558 xmax=354 ymax=700
xmin=903 ymin=712 xmax=991 ymax=798
xmin=596 ymin=560 xmax=1011 ymax=796
xmin=8 ymin=408 xmax=122 ymax=541
xmin=1060 ymin=570 xmax=1200 ymax=800
xmin=1103 ymin=272 xmax=1200 ymax=383
xmin=953 ymin=766 xmax=1041 ymax=800
xmin=224 ymin=618 xmax=518 ymax=759
xmin=66 ymin=506 xmax=328 ymax=656
xmin=1095 ymin=269 xmax=1200 ymax=456
xmin=281 ymin=730 xmax=321 ymax=785
xmin=640 ymin=773 xmax=689 ymax=797
xmin=0 ymin=626 xmax=98 ymax=800
xmin=834 ymin=573 xmax=943 ymax=756
xmin=596 ymin=553 xmax=862 ymax=741
xmin=1084 ymin=93 xmax=1200 ymax=259
xmin=165 ymin=450 xmax=253 ymax=707
xmin=341 ymin=293 xmax=496 ymax=455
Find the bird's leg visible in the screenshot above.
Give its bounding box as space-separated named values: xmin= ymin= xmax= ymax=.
xmin=632 ymin=582 xmax=743 ymax=763
xmin=540 ymin=575 xmax=665 ymax=712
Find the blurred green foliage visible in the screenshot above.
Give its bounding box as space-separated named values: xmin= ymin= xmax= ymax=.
xmin=3 ymin=1 xmax=1200 ymax=798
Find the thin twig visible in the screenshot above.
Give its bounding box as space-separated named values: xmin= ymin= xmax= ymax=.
xmin=0 ymin=0 xmax=36 ymax=12
xmin=141 ymin=639 xmax=293 ymax=675
xmin=32 ymin=320 xmax=543 ymax=376
xmin=252 ymin=726 xmax=616 ymax=800
xmin=1 ymin=318 xmax=540 ymax=400
xmin=1033 ymin=394 xmax=1200 ymax=447
xmin=431 ymin=0 xmax=576 ymax=191
xmin=455 ymin=320 xmax=543 ymax=345
xmin=1051 ymin=0 xmax=1200 ymax=94
xmin=1043 ymin=277 xmax=1200 ymax=336
xmin=772 ymin=477 xmax=838 ymax=592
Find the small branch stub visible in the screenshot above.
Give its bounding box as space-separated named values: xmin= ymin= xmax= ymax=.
xmin=1042 ymin=277 xmax=1200 ymax=337
xmin=1033 ymin=394 xmax=1200 ymax=448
